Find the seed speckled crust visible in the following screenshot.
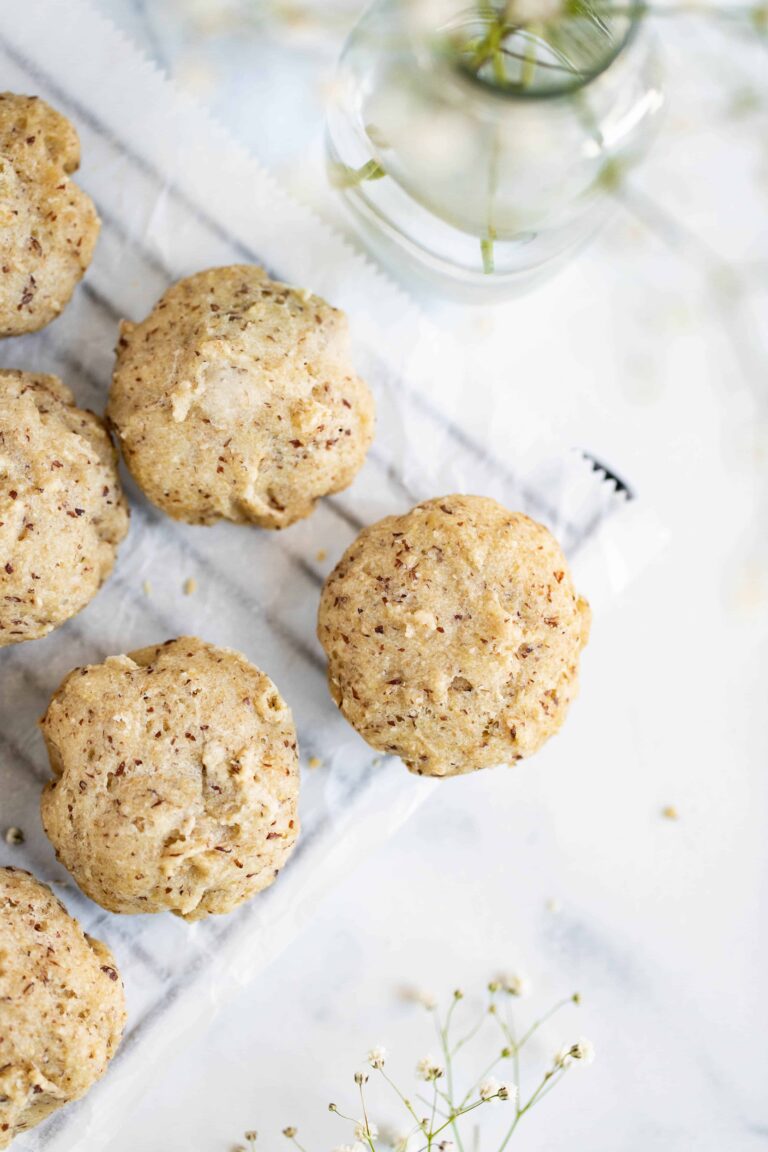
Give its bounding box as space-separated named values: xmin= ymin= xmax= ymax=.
xmin=317 ymin=495 xmax=590 ymax=777
xmin=0 ymin=93 xmax=100 ymax=337
xmin=107 ymin=265 xmax=375 ymax=528
xmin=0 ymin=867 xmax=125 ymax=1149
xmin=40 ymin=638 xmax=300 ymax=920
xmin=0 ymin=370 xmax=128 ymax=646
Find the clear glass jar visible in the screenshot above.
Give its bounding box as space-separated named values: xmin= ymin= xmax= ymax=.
xmin=325 ymin=0 xmax=664 ymax=301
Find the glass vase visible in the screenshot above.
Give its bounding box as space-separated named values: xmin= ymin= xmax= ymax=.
xmin=325 ymin=0 xmax=664 ymax=301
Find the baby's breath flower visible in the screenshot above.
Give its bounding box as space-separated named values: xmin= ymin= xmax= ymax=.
xmin=499 ymin=973 xmax=530 ymax=998
xmin=479 ymin=1078 xmax=501 ymax=1101
xmin=497 ymin=1082 xmax=518 ymax=1104
xmin=572 ymin=1038 xmax=595 ymax=1065
xmin=555 ymin=1037 xmax=595 ymax=1068
xmin=240 ymin=977 xmax=591 ymax=1152
xmin=354 ymin=1120 xmax=378 ymax=1142
xmin=377 ymin=1122 xmax=404 ymax=1147
xmin=479 ymin=1078 xmax=517 ymax=1103
xmin=416 ymin=1055 xmax=444 ymax=1081
xmin=400 ymin=985 xmax=437 ymax=1010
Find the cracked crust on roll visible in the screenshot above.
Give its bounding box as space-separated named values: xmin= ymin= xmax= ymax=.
xmin=40 ymin=637 xmax=300 ymax=920
xmin=0 ymin=369 xmax=128 ymax=646
xmin=107 ymin=265 xmax=374 ymax=528
xmin=0 ymin=867 xmax=125 ymax=1148
xmin=0 ymin=93 xmax=99 ymax=337
xmin=317 ymin=495 xmax=591 ymax=777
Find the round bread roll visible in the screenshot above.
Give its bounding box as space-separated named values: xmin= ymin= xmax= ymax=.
xmin=40 ymin=637 xmax=300 ymax=920
xmin=0 ymin=93 xmax=100 ymax=337
xmin=0 ymin=867 xmax=125 ymax=1148
xmin=0 ymin=370 xmax=128 ymax=646
xmin=317 ymin=495 xmax=591 ymax=777
xmin=107 ymin=265 xmax=375 ymax=528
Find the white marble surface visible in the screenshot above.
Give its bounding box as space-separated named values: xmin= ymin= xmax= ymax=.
xmin=61 ymin=3 xmax=768 ymax=1149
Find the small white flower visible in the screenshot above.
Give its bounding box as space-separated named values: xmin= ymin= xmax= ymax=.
xmin=555 ymin=1037 xmax=595 ymax=1068
xmin=378 ymin=1124 xmax=410 ymax=1151
xmin=354 ymin=1121 xmax=378 ymax=1143
xmin=479 ymin=1078 xmax=501 ymax=1101
xmin=498 ymin=973 xmax=530 ymax=998
xmin=400 ymin=985 xmax=437 ymax=1010
xmin=572 ymin=1038 xmax=595 ymax=1065
xmin=497 ymin=1082 xmax=518 ymax=1104
xmin=416 ymin=1054 xmax=445 ymax=1081
xmin=367 ymin=1045 xmax=387 ymax=1069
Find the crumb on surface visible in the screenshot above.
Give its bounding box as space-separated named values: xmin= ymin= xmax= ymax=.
xmin=4 ymin=826 xmax=24 ymax=845
xmin=661 ymin=805 xmax=680 ymax=821
xmin=315 ymin=549 xmax=327 ymax=563
xmin=545 ymin=898 xmax=561 ymax=913
xmin=142 ymin=580 xmax=152 ymax=597
xmin=183 ymin=577 xmax=197 ymax=596
xmin=307 ymin=756 xmax=322 ymax=770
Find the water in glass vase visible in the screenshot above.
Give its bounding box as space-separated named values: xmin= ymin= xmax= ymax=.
xmin=325 ymin=0 xmax=664 ymax=301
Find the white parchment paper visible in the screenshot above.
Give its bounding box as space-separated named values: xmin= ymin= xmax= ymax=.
xmin=0 ymin=2 xmax=648 ymax=1147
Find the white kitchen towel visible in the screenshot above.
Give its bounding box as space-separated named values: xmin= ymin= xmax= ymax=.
xmin=0 ymin=2 xmax=648 ymax=1147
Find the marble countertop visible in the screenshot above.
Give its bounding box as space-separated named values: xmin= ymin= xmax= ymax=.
xmin=65 ymin=3 xmax=768 ymax=1149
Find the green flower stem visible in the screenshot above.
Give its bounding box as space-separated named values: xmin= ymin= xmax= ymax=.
xmin=419 ymin=1095 xmax=497 ymax=1150
xmin=514 ymin=996 xmax=576 ymax=1051
xmin=427 ymin=1081 xmax=439 ymax=1150
xmin=380 ymin=1069 xmax=424 ymax=1131
xmin=416 ymin=1091 xmax=451 ymax=1120
xmin=451 ymin=993 xmax=496 ymax=1057
xmin=357 ymin=1081 xmax=377 ymax=1152
xmin=437 ymin=999 xmax=466 ymax=1152
xmin=495 ymin=1067 xmax=568 ymax=1152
